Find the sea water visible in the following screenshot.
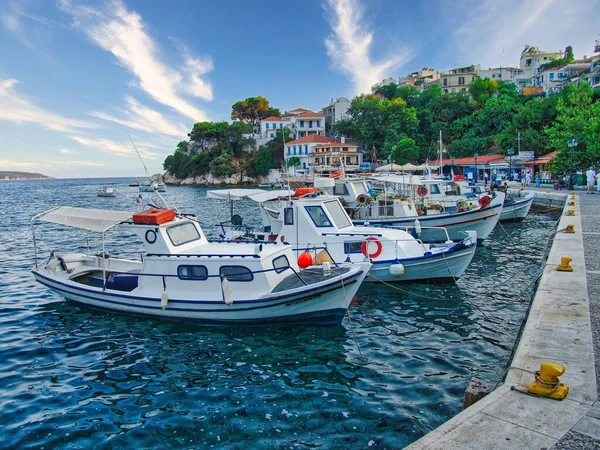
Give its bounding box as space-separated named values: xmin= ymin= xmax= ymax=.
xmin=0 ymin=178 xmax=559 ymax=449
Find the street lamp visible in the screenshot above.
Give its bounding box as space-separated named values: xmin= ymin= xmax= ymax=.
xmin=507 ymin=148 xmax=514 ymax=180
xmin=474 ymin=153 xmax=479 ymax=183
xmin=567 ymin=138 xmax=579 ymax=188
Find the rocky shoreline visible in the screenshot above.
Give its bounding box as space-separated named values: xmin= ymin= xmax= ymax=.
xmin=163 ymin=172 xmax=270 ymax=186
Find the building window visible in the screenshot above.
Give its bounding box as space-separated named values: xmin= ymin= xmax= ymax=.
xmin=309 ymin=120 xmax=313 ymax=128
xmin=270 ymin=133 xmax=274 ymax=138
xmin=443 ymin=78 xmax=447 ymax=86
xmin=279 ymin=123 xmax=283 ymax=129
xmin=304 ymin=145 xmax=308 ymax=154
xmin=317 ymin=120 xmax=321 ymax=127
xmin=458 ymin=76 xmax=465 ymax=85
xmin=265 ymin=123 xmax=269 ymax=129
xmin=293 ymin=147 xmax=296 ymax=155
xmin=300 ymin=120 xmax=304 ymax=127
xmin=550 ymin=73 xmax=554 ymax=80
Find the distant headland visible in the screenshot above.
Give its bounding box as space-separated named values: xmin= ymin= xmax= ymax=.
xmin=0 ymin=171 xmax=54 ymax=180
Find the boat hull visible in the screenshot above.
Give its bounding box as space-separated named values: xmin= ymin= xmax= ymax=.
xmin=365 ymin=240 xmax=476 ymax=283
xmin=32 ymin=267 xmax=366 ymax=326
xmin=499 ymin=195 xmax=533 ymax=222
xmin=353 ymin=202 xmax=502 ymax=242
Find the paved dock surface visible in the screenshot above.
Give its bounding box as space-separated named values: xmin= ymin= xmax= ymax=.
xmin=406 ymin=189 xmax=600 ymax=450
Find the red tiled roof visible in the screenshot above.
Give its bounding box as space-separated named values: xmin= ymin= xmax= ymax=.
xmin=288 ymin=108 xmax=311 ymax=113
xmin=261 ymin=116 xmax=285 ymax=122
xmin=314 ymin=141 xmax=358 ymax=149
xmin=286 ymin=135 xmax=340 ymax=146
xmin=524 ymin=151 xmax=557 ymax=165
xmin=295 ymin=111 xmax=324 ymax=118
xmin=433 ymin=154 xmax=505 ymax=165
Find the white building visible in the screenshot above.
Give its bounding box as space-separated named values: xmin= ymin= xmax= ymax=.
xmin=513 ymin=45 xmax=564 ymax=91
xmin=284 ymin=135 xmax=340 ymax=175
xmin=321 ymin=97 xmax=350 ymax=137
xmin=371 ymin=77 xmax=396 ymax=93
xmin=311 ymin=137 xmax=362 ymax=175
xmin=479 ymin=67 xmax=523 ymax=82
xmin=437 ymin=64 xmax=481 ymax=94
xmin=283 ymin=110 xmax=325 ymax=139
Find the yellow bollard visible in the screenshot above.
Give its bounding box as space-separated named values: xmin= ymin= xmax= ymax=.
xmin=565 ymin=209 xmax=575 ymax=216
xmin=527 ymin=362 xmax=569 ymax=400
xmin=546 ymin=189 xmax=550 ymax=193
xmin=556 ymin=256 xmax=573 ymax=272
xmin=564 ymin=224 xmax=575 ymax=233
xmin=568 ymin=200 xmax=575 ymax=206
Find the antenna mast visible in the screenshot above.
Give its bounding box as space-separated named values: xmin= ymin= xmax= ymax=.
xmin=128 ymin=135 xmax=169 ymax=208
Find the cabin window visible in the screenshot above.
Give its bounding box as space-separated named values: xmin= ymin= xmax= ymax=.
xmin=178 ymin=265 xmax=208 ymax=280
xmin=428 ymin=184 xmax=441 ymax=195
xmin=344 ymin=241 xmax=363 ymax=254
xmin=323 ymin=201 xmax=352 ymax=229
xmin=305 ymin=206 xmax=333 ymax=227
xmin=284 ymin=207 xmax=294 ymax=225
xmin=220 ymin=266 xmax=254 ymax=282
xmin=166 ymin=222 xmax=201 ymax=246
xmin=333 ymin=183 xmax=349 ymax=195
xmin=272 ymin=255 xmax=290 ymax=273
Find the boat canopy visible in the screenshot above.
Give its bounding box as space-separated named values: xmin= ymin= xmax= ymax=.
xmin=206 ymin=189 xmax=291 ymax=203
xmin=33 ymin=206 xmax=134 ymax=233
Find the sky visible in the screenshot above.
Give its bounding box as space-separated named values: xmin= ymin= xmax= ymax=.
xmin=0 ymin=0 xmax=598 ymax=178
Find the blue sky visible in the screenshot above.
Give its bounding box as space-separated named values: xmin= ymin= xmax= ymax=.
xmin=1 ymin=0 xmax=598 ymax=178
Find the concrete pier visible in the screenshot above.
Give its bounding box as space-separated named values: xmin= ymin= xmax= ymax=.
xmin=406 ymin=190 xmax=599 ymax=449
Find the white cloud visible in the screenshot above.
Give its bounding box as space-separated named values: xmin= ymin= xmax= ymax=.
xmin=443 ymin=0 xmax=600 ymax=69
xmin=59 ymin=0 xmax=212 ymax=121
xmin=324 ymin=0 xmax=411 ymax=94
xmin=59 ymin=148 xmax=77 ymax=154
xmin=0 ymin=78 xmax=96 ymax=132
xmin=69 ymin=135 xmax=161 ymax=160
xmin=1 ymin=1 xmax=65 ymax=52
xmin=92 ymin=96 xmax=188 ymax=137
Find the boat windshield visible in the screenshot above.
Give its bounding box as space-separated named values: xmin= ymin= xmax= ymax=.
xmin=323 ymin=200 xmax=352 ymax=229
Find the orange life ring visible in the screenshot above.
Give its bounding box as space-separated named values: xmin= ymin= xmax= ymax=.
xmin=479 ymin=195 xmax=491 ymax=210
xmin=417 ymin=185 xmax=428 ymax=197
xmin=361 ymin=236 xmax=383 ymax=258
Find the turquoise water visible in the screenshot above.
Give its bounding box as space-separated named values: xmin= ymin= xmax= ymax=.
xmin=0 ymin=178 xmax=559 ymax=449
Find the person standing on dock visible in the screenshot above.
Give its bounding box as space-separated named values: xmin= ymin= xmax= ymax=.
xmin=587 ymin=167 xmax=596 ymax=194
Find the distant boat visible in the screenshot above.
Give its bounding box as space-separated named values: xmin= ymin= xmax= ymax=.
xmin=97 ymin=185 xmax=117 ymax=197
xmin=129 ymin=181 xmax=141 ymax=187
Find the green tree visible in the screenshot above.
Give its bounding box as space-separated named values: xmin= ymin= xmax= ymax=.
xmin=469 ymin=78 xmax=499 ymax=108
xmin=231 ymin=96 xmax=281 ymax=126
xmin=374 ymin=83 xmax=399 ymax=100
xmin=390 ymin=137 xmax=419 ymax=164
xmin=286 ymin=156 xmax=300 ymax=168
xmin=247 ymin=146 xmax=274 ymax=177
xmin=546 ymin=82 xmax=600 ymax=174
xmin=210 ymin=150 xmax=237 ymax=178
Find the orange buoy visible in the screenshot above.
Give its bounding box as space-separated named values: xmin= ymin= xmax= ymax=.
xmin=479 ymin=195 xmax=491 ymax=209
xmin=297 ymin=251 xmax=313 ymax=268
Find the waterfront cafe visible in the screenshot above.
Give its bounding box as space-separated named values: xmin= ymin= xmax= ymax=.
xmin=523 ymin=151 xmax=558 ymax=181
xmin=429 ymin=154 xmax=509 ymax=181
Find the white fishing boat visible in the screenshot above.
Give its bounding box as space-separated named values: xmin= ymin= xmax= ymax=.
xmin=322 ymin=177 xmax=504 ymax=242
xmin=31 ymin=207 xmax=370 ymax=326
xmin=444 ymin=179 xmax=532 ymax=222
xmin=97 ymin=185 xmax=117 ymax=197
xmin=139 ymin=180 xmax=156 ymax=192
xmin=499 ymin=191 xmax=534 ymax=222
xmin=206 ymin=188 xmax=477 ymax=283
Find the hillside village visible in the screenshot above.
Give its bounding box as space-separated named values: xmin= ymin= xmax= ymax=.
xmin=164 ymin=42 xmax=600 ymax=185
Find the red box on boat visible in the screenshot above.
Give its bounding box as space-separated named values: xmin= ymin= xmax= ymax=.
xmin=133 ymin=208 xmax=176 ymax=225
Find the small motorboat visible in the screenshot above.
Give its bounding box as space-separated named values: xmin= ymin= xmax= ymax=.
xmin=499 ymin=191 xmax=534 ymax=222
xmin=97 ymin=185 xmax=117 ymax=197
xmin=207 ymin=188 xmax=477 ymax=283
xmin=31 ymin=207 xmax=370 ymax=326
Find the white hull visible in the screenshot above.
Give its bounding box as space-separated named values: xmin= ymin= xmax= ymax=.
xmin=353 ymin=202 xmax=502 ymax=242
xmin=499 ymin=194 xmax=533 ymax=222
xmin=364 ymin=240 xmax=476 ymax=283
xmin=33 ymin=265 xmax=367 ymax=326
